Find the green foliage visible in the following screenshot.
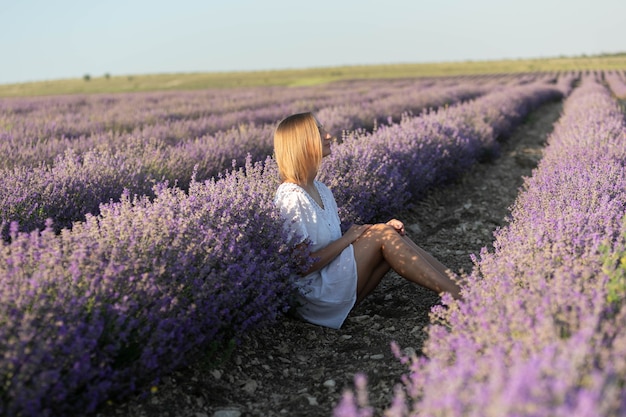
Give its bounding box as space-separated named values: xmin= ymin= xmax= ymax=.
xmin=601 ymin=219 xmax=626 ymax=306
xmin=605 ymin=253 xmax=626 ymax=305
xmin=197 ymin=338 xmax=237 ymax=371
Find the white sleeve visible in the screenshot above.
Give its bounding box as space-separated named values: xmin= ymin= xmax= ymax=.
xmin=274 ymin=189 xmax=311 ymax=245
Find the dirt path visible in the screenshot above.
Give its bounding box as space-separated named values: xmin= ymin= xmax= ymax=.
xmin=96 ymin=100 xmax=564 ymax=417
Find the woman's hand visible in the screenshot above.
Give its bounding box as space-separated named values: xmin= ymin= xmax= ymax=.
xmin=344 ymin=224 xmax=372 ymax=243
xmin=386 ymin=219 xmax=405 ymax=235
xmin=304 ymin=224 xmax=371 ymax=275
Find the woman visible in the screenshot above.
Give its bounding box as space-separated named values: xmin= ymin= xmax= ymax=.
xmin=274 ymin=112 xmax=461 ymax=329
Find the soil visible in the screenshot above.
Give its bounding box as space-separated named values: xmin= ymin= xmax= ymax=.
xmin=96 ymin=100 xmax=564 ymax=417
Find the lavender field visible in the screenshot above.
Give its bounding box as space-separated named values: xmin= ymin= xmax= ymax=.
xmin=0 ymin=71 xmax=624 ymax=416
xmin=336 ymin=75 xmax=626 ymax=416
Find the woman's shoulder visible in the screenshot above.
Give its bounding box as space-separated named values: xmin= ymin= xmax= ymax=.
xmin=275 ymin=182 xmax=307 ymax=205
xmin=276 ymin=182 xmax=303 ymax=197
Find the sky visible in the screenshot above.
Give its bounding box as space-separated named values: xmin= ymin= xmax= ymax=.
xmin=1 ymin=0 xmax=625 ymax=85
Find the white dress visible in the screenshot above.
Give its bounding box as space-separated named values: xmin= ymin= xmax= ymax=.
xmin=274 ymin=181 xmax=358 ymax=329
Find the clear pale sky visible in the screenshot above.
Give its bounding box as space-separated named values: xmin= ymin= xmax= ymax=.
xmin=2 ymin=0 xmax=625 ymax=85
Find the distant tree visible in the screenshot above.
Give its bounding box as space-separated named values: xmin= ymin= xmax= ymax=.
xmin=104 ymin=72 xmax=111 ymax=79
xmin=83 ymin=74 xmax=91 ymax=81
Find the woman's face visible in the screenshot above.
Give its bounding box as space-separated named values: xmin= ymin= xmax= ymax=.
xmin=315 ymin=118 xmax=333 ymax=157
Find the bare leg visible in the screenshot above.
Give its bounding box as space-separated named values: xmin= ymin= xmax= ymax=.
xmin=356 ymin=260 xmax=390 ymax=304
xmin=352 ymin=224 xmax=461 ymax=299
xmin=401 ymin=234 xmax=453 ymax=279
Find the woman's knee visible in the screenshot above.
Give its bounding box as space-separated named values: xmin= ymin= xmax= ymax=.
xmin=365 ymin=223 xmax=397 ymax=239
xmin=353 ymin=224 xmax=397 ymax=257
xmin=353 ymin=226 xmax=386 ymax=259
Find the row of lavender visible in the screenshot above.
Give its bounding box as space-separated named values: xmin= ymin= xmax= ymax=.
xmin=605 ymin=70 xmax=626 ymax=98
xmin=0 ymin=80 xmax=494 ymax=238
xmin=0 ymin=76 xmax=491 ymax=169
xmin=335 ymin=77 xmax=626 ymax=416
xmin=0 ymin=78 xmax=566 ymax=416
xmin=321 ymin=75 xmax=574 ymax=228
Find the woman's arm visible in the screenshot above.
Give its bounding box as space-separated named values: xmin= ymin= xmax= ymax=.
xmin=300 ymin=224 xmax=371 ymax=275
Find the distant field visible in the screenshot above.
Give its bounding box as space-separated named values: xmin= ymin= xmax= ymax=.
xmin=1 ymin=53 xmax=625 ymax=97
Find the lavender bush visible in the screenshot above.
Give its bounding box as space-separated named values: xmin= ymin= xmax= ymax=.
xmin=0 ymin=157 xmax=305 ymax=417
xmin=0 ymin=148 xmax=157 ymax=238
xmin=335 ymin=77 xmax=626 ymax=416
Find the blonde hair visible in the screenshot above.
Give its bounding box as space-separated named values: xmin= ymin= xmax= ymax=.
xmin=274 ymin=112 xmax=322 ymax=183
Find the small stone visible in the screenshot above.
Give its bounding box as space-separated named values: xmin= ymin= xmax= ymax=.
xmin=403 ymin=347 xmax=417 ymax=357
xmin=370 ymin=354 xmax=384 ymax=360
xmin=213 ymin=408 xmax=242 ymax=417
xmin=210 ymin=369 xmax=222 ymax=380
xmin=271 ymin=393 xmax=285 ymax=403
xmin=305 ymin=395 xmax=318 ymax=406
xmin=323 ymin=379 xmax=336 ymax=389
xmin=410 ymin=325 xmax=422 ymax=334
xmin=408 ymin=223 xmax=422 ymax=234
xmin=340 ymin=334 xmax=352 ymax=340
xmin=242 ymin=380 xmax=258 ymax=395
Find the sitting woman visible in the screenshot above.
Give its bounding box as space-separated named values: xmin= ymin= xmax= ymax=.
xmin=273 ymin=112 xmax=461 ymax=329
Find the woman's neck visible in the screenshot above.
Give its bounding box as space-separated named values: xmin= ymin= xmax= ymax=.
xmin=299 ymin=179 xmax=324 ymax=209
xmin=290 ymin=172 xmax=316 ymax=189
